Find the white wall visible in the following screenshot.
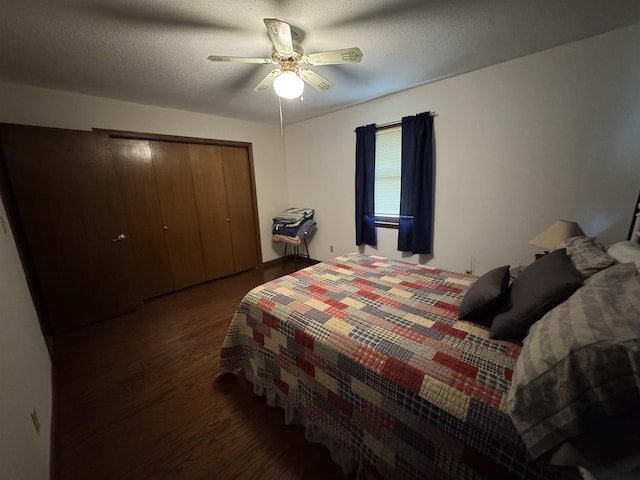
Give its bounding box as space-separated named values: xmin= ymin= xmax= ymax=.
xmin=0 ymin=199 xmax=52 ymax=480
xmin=285 ymin=23 xmax=640 ymax=275
xmin=0 ymin=82 xmax=289 ymax=262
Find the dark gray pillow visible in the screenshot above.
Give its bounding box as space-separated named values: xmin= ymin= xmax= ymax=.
xmin=458 ymin=265 xmax=510 ymax=321
xmin=490 ymin=249 xmax=583 ymax=340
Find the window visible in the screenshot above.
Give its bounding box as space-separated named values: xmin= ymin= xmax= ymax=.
xmin=355 ymin=112 xmax=434 ymax=251
xmin=374 ymin=126 xmax=401 ymax=227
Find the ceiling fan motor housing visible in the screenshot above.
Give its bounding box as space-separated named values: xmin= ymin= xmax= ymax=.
xmin=271 ymin=39 xmax=304 ymax=64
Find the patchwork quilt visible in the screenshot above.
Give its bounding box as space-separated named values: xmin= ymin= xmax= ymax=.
xmin=219 ymin=254 xmax=562 ymax=479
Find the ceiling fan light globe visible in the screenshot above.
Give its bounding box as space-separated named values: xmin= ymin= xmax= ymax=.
xmin=273 ymin=71 xmax=304 ymax=99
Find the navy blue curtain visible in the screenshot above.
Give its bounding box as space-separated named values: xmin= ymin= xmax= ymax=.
xmin=355 ymin=124 xmax=377 ymax=247
xmin=398 ymin=112 xmax=434 ymax=253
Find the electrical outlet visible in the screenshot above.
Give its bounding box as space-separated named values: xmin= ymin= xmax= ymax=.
xmin=30 ymin=408 xmax=40 ymax=434
xmin=330 ymin=245 xmax=334 ymax=252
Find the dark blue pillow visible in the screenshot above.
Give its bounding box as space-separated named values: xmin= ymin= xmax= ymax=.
xmin=458 ymin=265 xmax=510 ymax=321
xmin=490 ymin=249 xmax=583 ymax=340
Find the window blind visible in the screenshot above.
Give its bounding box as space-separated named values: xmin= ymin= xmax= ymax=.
xmin=375 ymin=126 xmax=401 ymax=216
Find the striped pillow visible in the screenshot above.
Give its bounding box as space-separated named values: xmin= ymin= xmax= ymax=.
xmin=558 ymin=235 xmax=617 ymax=279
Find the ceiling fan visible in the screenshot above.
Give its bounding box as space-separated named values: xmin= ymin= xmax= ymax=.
xmin=208 ymin=18 xmax=363 ymax=99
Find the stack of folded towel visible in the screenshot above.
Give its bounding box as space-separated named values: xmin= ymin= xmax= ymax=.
xmin=272 ymin=208 xmax=316 ymax=245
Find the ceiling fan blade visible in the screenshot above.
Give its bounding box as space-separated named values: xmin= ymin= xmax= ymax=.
xmin=208 ymin=55 xmax=273 ymax=64
xmin=304 ymin=48 xmax=363 ymax=66
xmin=253 ymin=69 xmax=281 ymax=93
xmin=263 ymin=18 xmax=294 ymax=57
xmin=297 ymin=68 xmax=333 ymax=92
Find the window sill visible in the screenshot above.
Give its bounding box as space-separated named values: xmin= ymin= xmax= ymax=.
xmin=375 ymin=217 xmax=399 ymax=229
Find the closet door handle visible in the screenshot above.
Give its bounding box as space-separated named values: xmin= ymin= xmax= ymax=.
xmin=111 ymin=233 xmax=127 ymax=242
xmin=226 ymin=218 xmax=230 ymax=222
xmin=163 ymin=225 xmax=169 ymax=230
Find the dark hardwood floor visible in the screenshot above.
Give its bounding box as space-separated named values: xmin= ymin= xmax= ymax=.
xmin=52 ymin=260 xmax=349 ymax=480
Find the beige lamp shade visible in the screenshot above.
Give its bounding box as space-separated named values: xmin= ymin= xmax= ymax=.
xmin=529 ymin=220 xmax=585 ymax=250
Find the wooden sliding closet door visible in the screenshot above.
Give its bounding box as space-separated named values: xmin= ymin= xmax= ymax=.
xmin=0 ymin=124 xmax=138 ymax=333
xmin=150 ymin=141 xmax=207 ymax=290
xmin=110 ymin=139 xmax=173 ymax=299
xmin=189 ymin=144 xmax=260 ymax=277
xmin=221 ymin=146 xmax=260 ymax=272
xmin=188 ymin=144 xmax=235 ymax=279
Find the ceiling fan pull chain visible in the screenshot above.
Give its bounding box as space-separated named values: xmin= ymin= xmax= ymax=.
xmin=279 ymin=96 xmax=284 ymax=135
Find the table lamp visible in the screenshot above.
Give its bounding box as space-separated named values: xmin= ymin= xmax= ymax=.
xmin=529 ymin=220 xmax=585 ymax=252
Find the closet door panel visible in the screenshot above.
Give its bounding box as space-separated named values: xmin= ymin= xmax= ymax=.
xmin=188 ymin=144 xmax=235 ymax=279
xmin=0 ymin=125 xmax=138 ymax=333
xmin=150 ymin=141 xmax=206 ymax=290
xmin=111 ymin=138 xmax=173 ymax=298
xmin=221 ymin=146 xmax=260 ymax=272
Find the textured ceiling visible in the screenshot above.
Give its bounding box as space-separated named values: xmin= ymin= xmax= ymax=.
xmin=1 ymin=0 xmax=639 ymax=125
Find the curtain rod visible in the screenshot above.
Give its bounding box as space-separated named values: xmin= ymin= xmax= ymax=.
xmin=355 ymin=112 xmax=438 ymax=132
xmin=379 ymin=112 xmax=438 ymax=128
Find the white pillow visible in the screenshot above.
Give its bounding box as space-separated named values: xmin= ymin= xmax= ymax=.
xmin=606 ymin=241 xmax=640 ymax=270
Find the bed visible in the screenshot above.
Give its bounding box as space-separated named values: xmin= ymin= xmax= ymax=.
xmin=219 ymin=254 xmax=564 ymax=479
xmin=218 ymin=207 xmax=640 ymax=480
